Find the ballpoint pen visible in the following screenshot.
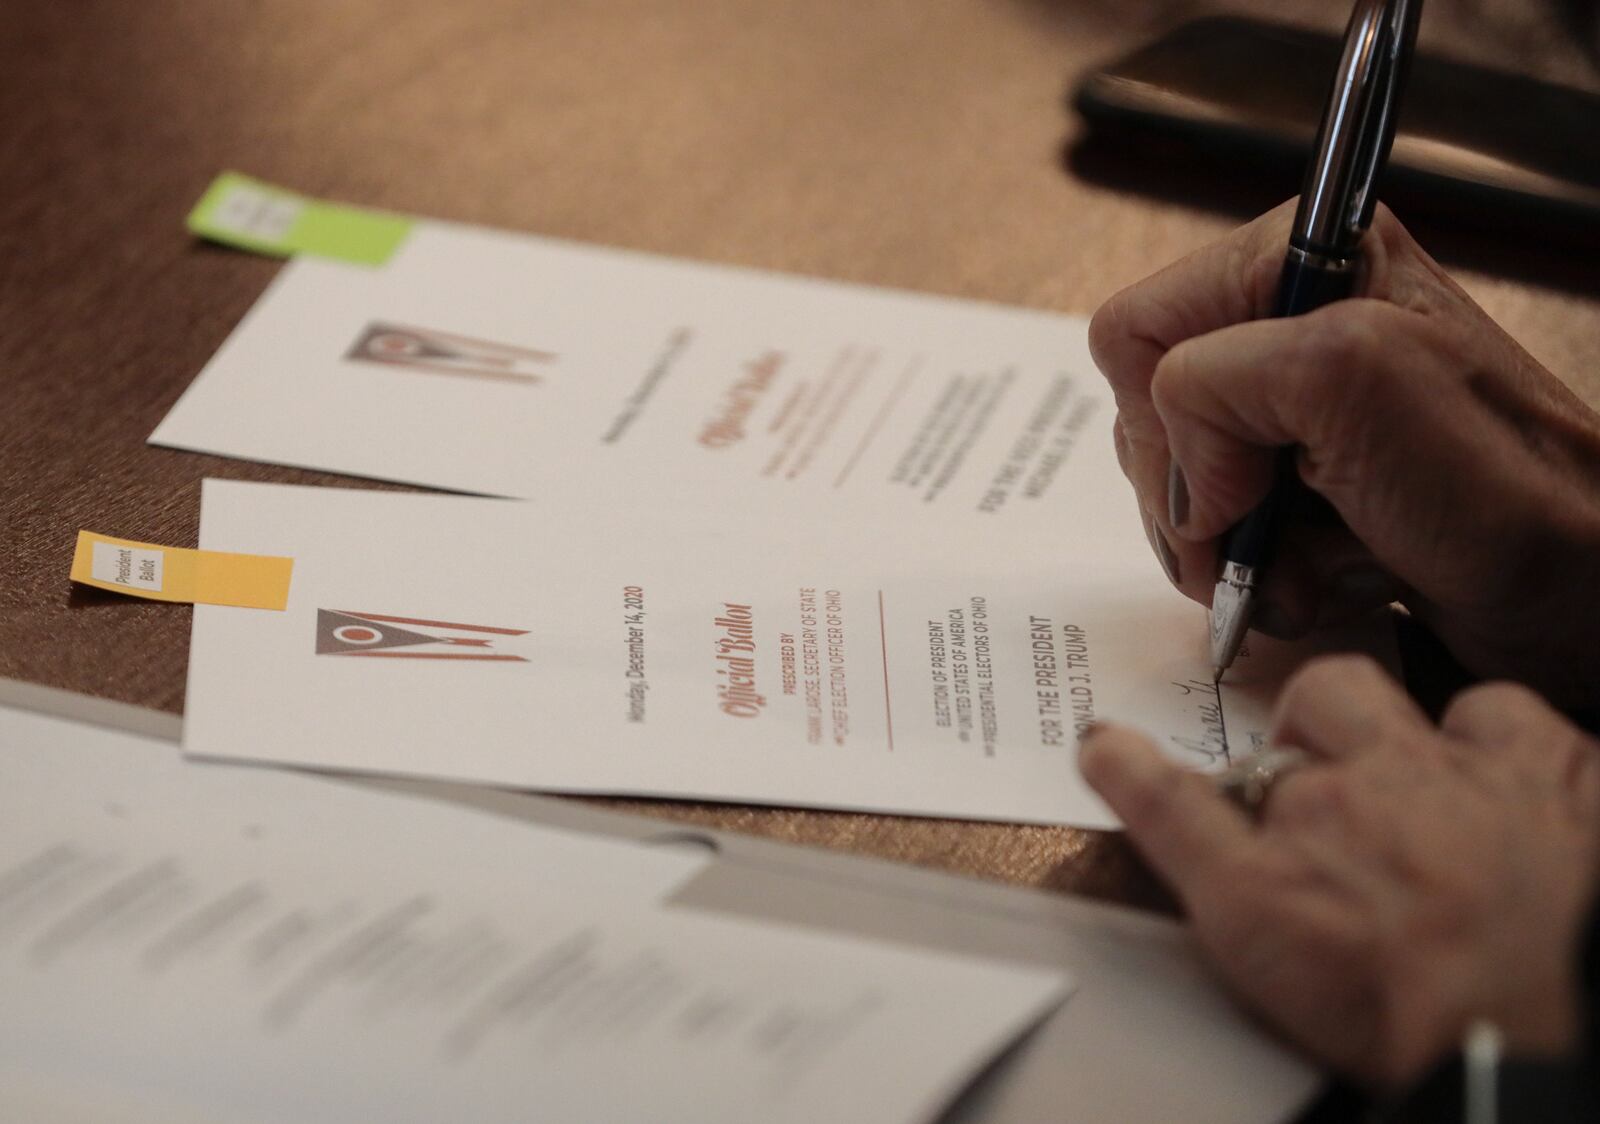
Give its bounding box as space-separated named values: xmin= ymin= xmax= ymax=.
xmin=1210 ymin=0 xmax=1423 ymax=680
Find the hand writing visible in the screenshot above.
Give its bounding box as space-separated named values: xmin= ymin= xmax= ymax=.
xmin=1088 ymin=201 xmax=1600 ymax=707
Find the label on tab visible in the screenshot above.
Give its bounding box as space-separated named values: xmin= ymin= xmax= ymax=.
xmin=187 ymin=172 xmax=413 ymax=266
xmin=71 ymin=531 xmax=293 ymax=610
xmin=89 ymin=541 xmax=165 ymax=592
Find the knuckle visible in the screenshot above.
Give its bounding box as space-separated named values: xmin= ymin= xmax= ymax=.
xmin=1367 ymin=201 xmax=1424 ymax=264
xmin=1087 ymin=294 xmax=1137 ymax=385
xmin=1561 ymin=730 xmax=1600 ymax=806
xmin=1280 ymin=654 xmax=1385 ymax=710
xmin=1266 ymin=768 xmax=1348 ymax=823
xmin=1367 ymin=201 xmax=1403 ymax=242
xmin=1297 ymin=305 xmax=1386 ymax=393
xmin=1225 ymin=229 xmax=1278 ymax=318
xmin=1149 ymin=340 xmax=1217 ymax=433
xmin=1086 ymin=298 xmax=1120 ymax=367
xmin=1291 ymin=305 xmax=1469 ymax=514
xmin=1245 ymin=254 xmax=1284 ymax=317
xmin=1440 ymin=679 xmax=1551 ymax=737
xmin=1147 ymin=339 xmax=1192 ymax=405
xmin=1241 ymin=202 xmax=1299 ymax=277
xmin=1276 ymin=314 xmax=1381 ymax=456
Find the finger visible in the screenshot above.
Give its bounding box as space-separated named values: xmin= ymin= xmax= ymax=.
xmin=1089 ymin=201 xmax=1434 ymax=414
xmin=1363 ymin=202 xmax=1497 ymax=325
xmin=1257 ymin=766 xmax=1391 ymax=885
xmin=1112 ymin=413 xmax=1130 ymax=472
xmin=1088 ymin=200 xmax=1296 ymax=404
xmin=1148 ymin=301 xmax=1428 ymax=543
xmin=1438 ymin=683 xmax=1600 ymax=817
xmin=1119 ymin=414 xmax=1219 ymax=603
xmin=1270 ymin=655 xmax=1429 ymax=761
xmin=1079 ymin=723 xmax=1255 ymax=894
xmin=1088 ymin=204 xmax=1297 ymax=553
xmin=1439 ymin=681 xmax=1562 ymax=748
xmin=1140 ymin=507 xmax=1226 ymax=607
xmin=1438 ymin=682 xmax=1593 ymax=783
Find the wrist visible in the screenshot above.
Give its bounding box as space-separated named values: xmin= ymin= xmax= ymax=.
xmin=1493 ymin=988 xmax=1581 ymax=1062
xmin=1383 ymin=1020 xmax=1598 ymax=1124
xmin=1477 ymin=941 xmax=1584 ymax=1061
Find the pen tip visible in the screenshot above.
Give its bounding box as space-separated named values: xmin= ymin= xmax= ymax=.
xmin=1212 ymin=665 xmax=1224 ymax=684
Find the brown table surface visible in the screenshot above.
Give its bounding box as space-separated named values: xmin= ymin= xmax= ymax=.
xmin=4 ymin=1 xmax=1598 ymax=911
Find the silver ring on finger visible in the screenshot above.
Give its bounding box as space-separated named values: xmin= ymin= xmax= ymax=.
xmin=1216 ymin=747 xmax=1308 ymax=819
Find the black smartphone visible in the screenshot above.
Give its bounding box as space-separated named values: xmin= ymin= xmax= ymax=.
xmin=1074 ymin=17 xmax=1600 ymax=245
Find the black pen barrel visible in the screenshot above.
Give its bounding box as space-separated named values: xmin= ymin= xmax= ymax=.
xmin=1219 ymin=449 xmax=1299 ymax=568
xmin=1272 ymin=246 xmax=1358 ymax=318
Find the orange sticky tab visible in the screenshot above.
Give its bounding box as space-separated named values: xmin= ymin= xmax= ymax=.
xmin=70 ymin=531 xmax=293 ymax=610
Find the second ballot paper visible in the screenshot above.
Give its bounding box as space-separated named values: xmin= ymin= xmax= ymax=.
xmin=152 ymin=190 xmax=1126 ymax=534
xmin=184 ymin=479 xmax=1388 ymax=828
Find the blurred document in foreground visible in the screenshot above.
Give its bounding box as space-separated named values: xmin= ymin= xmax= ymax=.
xmin=0 ymin=700 xmax=1069 ymax=1124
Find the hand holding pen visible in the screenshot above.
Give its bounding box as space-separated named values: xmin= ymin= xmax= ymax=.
xmin=1087 ymin=163 xmax=1600 ymax=703
xmin=1205 ymin=0 xmax=1420 ymax=678
xmin=1078 ymin=0 xmax=1600 ymax=1105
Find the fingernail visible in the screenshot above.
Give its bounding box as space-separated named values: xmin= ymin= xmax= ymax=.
xmin=1331 ymin=566 xmax=1395 ymax=606
xmin=1252 ymin=599 xmax=1292 ymax=638
xmin=1143 ymin=511 xmax=1182 ymax=585
xmin=1167 ymin=462 xmax=1191 ymax=530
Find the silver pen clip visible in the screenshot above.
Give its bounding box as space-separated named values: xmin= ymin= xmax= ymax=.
xmin=1293 ymin=0 xmax=1423 ymax=262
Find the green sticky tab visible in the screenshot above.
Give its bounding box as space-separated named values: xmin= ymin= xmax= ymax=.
xmin=187 ymin=172 xmax=412 ymax=266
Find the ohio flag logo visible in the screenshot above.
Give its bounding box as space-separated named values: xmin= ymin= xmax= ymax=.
xmin=316 ymin=610 xmax=529 ymax=662
xmin=346 ymin=322 xmax=556 ymax=384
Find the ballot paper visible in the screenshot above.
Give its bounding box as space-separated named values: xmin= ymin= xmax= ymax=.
xmin=184 ymin=480 xmax=1388 ymax=828
xmin=0 ymin=700 xmax=1072 ymax=1124
xmin=151 ymin=216 xmax=1129 ymax=541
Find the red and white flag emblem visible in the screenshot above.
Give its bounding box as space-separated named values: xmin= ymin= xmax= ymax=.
xmin=345 ymin=323 xmax=555 ymax=384
xmin=316 ymin=610 xmax=529 ymax=662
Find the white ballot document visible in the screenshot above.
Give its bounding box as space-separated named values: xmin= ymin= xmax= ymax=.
xmin=185 ymin=479 xmax=1390 ymax=828
xmin=152 ymin=216 xmax=1126 ymax=534
xmin=0 ymin=699 xmax=1071 ymax=1124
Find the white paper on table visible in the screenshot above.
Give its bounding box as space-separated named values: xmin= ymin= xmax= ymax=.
xmin=0 ymin=700 xmax=1071 ymax=1124
xmin=185 ymin=479 xmax=1394 ymax=828
xmin=151 ymin=219 xmax=1126 ymax=536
